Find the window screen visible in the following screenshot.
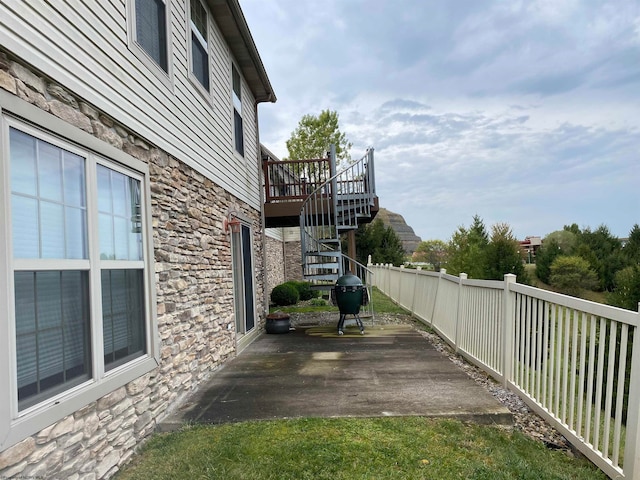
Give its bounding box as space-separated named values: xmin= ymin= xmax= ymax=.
xmin=102 ymin=269 xmax=146 ymax=371
xmin=15 ymin=271 xmax=91 ymax=409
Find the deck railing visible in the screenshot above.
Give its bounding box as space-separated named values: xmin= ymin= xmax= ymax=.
xmin=262 ymin=157 xmax=333 ymax=202
xmin=370 ymin=264 xmax=640 ymax=480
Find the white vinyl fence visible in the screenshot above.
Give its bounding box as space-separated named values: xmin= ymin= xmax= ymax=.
xmin=371 ymin=264 xmax=640 ymax=480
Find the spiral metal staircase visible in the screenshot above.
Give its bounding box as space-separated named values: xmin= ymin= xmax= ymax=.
xmin=263 ymin=145 xmax=378 ymax=316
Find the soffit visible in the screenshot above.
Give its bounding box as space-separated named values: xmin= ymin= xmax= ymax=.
xmin=208 ymin=0 xmax=276 ymax=103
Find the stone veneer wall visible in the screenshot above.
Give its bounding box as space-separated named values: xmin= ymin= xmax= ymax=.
xmin=264 ymin=235 xmax=285 ymax=299
xmin=0 ymin=50 xmax=265 ymax=479
xmin=284 ymin=240 xmax=303 ymax=282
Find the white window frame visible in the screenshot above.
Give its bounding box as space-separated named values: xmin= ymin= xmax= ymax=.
xmin=0 ymin=89 xmax=159 ymax=451
xmin=232 ymin=64 xmax=244 ymax=157
xmin=187 ymin=0 xmax=212 ymax=99
xmin=127 ymin=0 xmax=174 ymax=90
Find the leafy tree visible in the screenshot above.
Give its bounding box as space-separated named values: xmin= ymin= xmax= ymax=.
xmin=608 ymin=265 xmax=640 ymax=311
xmin=549 ymin=255 xmax=598 ymax=297
xmin=285 ymin=109 xmax=352 ymax=165
xmin=354 ymin=219 xmax=405 ymax=266
xmin=544 ymin=230 xmax=577 ymax=254
xmin=485 ymin=223 xmax=527 ymax=281
xmin=446 ymin=215 xmax=489 ymax=278
xmin=413 ymin=239 xmax=448 ymax=270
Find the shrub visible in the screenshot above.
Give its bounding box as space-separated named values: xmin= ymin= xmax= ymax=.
xmin=549 ymin=255 xmax=598 ymax=297
xmin=283 ymin=281 xmax=318 ymax=301
xmin=608 ymin=265 xmax=640 ymax=311
xmin=270 ymin=283 xmax=299 ymax=306
xmin=310 ymin=298 xmax=327 ymax=306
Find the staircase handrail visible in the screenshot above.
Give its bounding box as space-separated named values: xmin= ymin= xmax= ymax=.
xmin=299 ymin=146 xmax=376 ymax=298
xmin=299 ymin=147 xmax=376 ymax=208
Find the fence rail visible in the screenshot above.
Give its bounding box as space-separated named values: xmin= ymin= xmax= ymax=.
xmin=370 ymin=264 xmax=640 ymax=480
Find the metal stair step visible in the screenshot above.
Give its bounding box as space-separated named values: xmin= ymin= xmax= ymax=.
xmin=309 ymin=283 xmax=335 ymax=291
xmin=318 ymin=238 xmax=340 ymax=245
xmin=304 ymin=273 xmax=340 ymax=282
xmin=306 ymin=262 xmax=340 ymax=269
xmin=305 ymin=250 xmax=341 ymax=257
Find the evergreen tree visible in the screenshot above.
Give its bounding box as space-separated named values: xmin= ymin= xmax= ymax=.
xmin=485 ymin=223 xmax=527 ymax=281
xmin=353 ymin=219 xmax=405 ymax=266
xmin=576 ymin=225 xmax=624 ymax=291
xmin=535 ymin=238 xmax=563 ymax=284
xmin=446 ymin=215 xmax=489 ymax=278
xmin=623 ymin=224 xmax=640 ymax=264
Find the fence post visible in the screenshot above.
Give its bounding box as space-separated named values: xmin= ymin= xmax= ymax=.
xmin=454 ymin=273 xmax=467 ymax=352
xmin=430 ymin=268 xmax=445 ymax=327
xmin=411 ymin=266 xmax=421 ymax=315
xmin=502 ymin=274 xmax=516 ymax=388
xmin=399 ymin=265 xmax=406 ymax=308
xmin=622 ymin=304 xmax=640 ymax=479
xmin=386 ymin=264 xmax=391 ymax=297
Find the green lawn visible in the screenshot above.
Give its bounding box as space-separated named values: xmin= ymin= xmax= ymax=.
xmin=117 ymin=287 xmax=607 ymax=479
xmin=270 ymin=287 xmax=411 ymax=315
xmin=115 ymin=417 xmax=605 ymax=480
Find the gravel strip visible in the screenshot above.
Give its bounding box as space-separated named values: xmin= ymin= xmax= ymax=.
xmin=289 ymin=311 xmax=572 ymax=454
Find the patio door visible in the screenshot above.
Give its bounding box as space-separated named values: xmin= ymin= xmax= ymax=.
xmin=232 ymin=223 xmax=255 ymax=334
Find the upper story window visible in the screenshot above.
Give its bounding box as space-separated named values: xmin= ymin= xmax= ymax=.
xmin=126 ymin=0 xmax=173 ymax=89
xmin=232 ymin=65 xmax=244 ymax=156
xmin=190 ymin=0 xmax=210 ymax=91
xmin=132 ymin=0 xmax=170 ymax=74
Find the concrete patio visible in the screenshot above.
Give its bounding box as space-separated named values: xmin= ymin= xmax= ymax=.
xmin=159 ymin=323 xmax=512 ymax=430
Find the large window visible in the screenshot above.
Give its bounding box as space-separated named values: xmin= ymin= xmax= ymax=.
xmin=133 ymin=0 xmax=169 ymax=72
xmin=6 ymin=121 xmax=151 ymax=413
xmin=190 ymin=0 xmax=210 ymax=91
xmin=232 ymin=65 xmax=244 ymax=156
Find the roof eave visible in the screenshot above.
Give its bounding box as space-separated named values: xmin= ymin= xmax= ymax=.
xmin=208 ymin=0 xmax=276 ymax=104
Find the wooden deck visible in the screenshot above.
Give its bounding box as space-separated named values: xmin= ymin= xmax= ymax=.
xmin=263 ymin=156 xmax=378 ymax=228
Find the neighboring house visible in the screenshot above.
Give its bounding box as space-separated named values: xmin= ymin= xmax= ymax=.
xmin=0 ymin=1 xmax=274 ymax=478
xmin=520 ymin=236 xmax=543 ymax=263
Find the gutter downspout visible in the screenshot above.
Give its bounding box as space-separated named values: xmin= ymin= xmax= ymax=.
xmin=255 ymin=101 xmax=269 ymax=321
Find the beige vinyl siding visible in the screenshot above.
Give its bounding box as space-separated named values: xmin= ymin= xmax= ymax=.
xmin=0 ymin=0 xmax=261 ymax=209
xmin=265 ymin=227 xmax=286 ymax=242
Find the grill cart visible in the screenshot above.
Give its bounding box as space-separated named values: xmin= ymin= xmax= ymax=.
xmin=331 ymin=272 xmax=369 ymax=335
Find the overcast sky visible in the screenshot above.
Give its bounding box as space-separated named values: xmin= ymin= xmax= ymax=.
xmin=243 ymin=0 xmax=639 ymax=242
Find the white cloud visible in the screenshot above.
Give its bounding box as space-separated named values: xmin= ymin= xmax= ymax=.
xmin=244 ymin=0 xmax=640 ymax=241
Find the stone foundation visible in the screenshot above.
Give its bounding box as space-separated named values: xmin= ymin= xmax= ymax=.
xmin=0 ymin=49 xmax=264 ymax=479
xmin=265 ymin=235 xmax=285 ymax=298
xmin=284 ymin=240 xmax=303 ymax=282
